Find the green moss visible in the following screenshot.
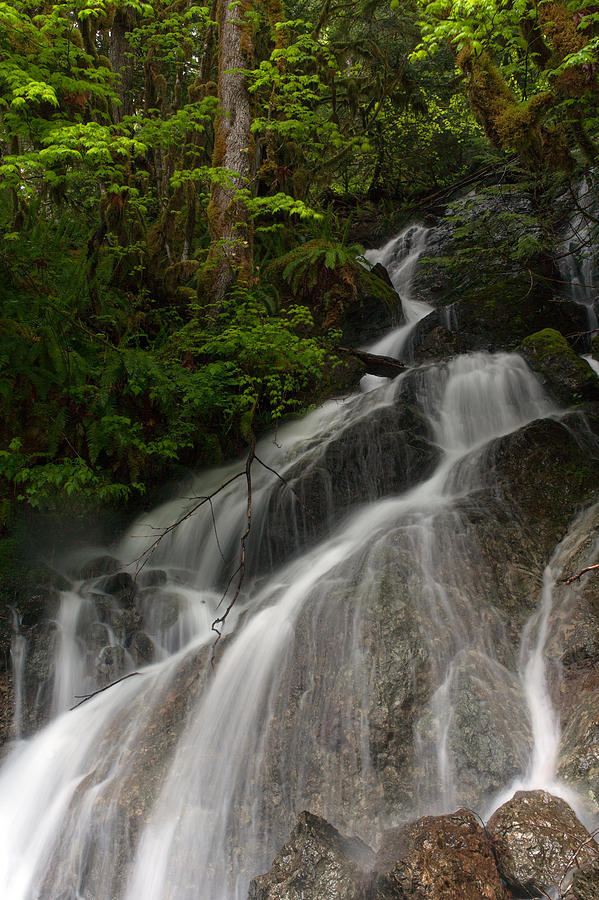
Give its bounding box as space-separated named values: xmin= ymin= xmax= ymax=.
xmin=357 ymin=268 xmax=399 ymax=312
xmin=520 ymin=327 xmax=575 ymax=361
xmin=520 ymin=328 xmax=599 ymax=405
xmin=445 ymin=277 xmax=556 ymax=350
xmin=457 ymin=47 xmax=571 ymax=169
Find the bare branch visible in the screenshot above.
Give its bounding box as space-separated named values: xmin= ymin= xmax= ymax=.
xmin=559 ymin=827 xmax=599 ymax=892
xmin=70 ymin=671 xmax=142 ymax=710
xmin=128 ymin=469 xmax=246 ymax=575
xmin=211 ymin=434 xmax=256 ymax=651
xmin=254 ymin=454 xmax=314 ymax=520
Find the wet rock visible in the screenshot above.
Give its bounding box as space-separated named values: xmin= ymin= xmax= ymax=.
xmin=84 ymin=621 xmax=112 ymax=651
xmin=251 ymin=372 xmax=437 ymax=575
xmin=138 ymin=568 xmax=168 ymax=588
xmin=110 ymin=606 xmax=142 ymax=643
xmin=413 ymin=322 xmax=465 ymax=363
xmin=409 ymin=187 xmax=588 ymax=355
xmin=558 ymin=688 xmax=599 ymax=809
xmin=491 ymin=416 xmax=599 ymax=558
xmin=247 ymin=810 xmax=374 ymax=900
xmin=520 ymin=329 xmax=599 ymax=406
xmin=77 ymin=555 xmax=121 ymax=580
xmin=563 ymin=860 xmax=599 ymax=900
xmin=96 ymin=571 xmax=136 ymax=607
xmin=131 ymin=631 xmax=155 ymax=665
xmin=96 ymin=644 xmax=127 ymax=680
xmin=370 ymin=808 xmax=507 ymax=899
xmin=138 ymin=589 xmax=181 ymax=631
xmin=444 ymin=650 xmax=532 ymax=803
xmin=486 ymin=789 xmax=598 ymax=896
xmin=370 ymin=262 xmax=395 ymax=290
xmin=38 ymin=644 xmax=209 ymax=897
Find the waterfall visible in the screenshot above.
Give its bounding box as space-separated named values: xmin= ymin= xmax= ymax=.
xmin=360 ymin=225 xmax=432 ymax=392
xmin=0 ymin=225 xmax=585 ymax=899
xmin=558 ymin=176 xmax=598 ymax=332
xmin=9 ymin=610 xmax=26 ymax=740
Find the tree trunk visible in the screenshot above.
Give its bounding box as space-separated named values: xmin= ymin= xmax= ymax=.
xmin=109 ymin=9 xmax=136 ymax=122
xmin=205 ymin=0 xmax=255 ymax=308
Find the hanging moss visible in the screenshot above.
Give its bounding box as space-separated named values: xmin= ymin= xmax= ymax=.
xmin=164 ymin=260 xmax=200 ymax=294
xmin=457 ymin=47 xmax=572 ymax=170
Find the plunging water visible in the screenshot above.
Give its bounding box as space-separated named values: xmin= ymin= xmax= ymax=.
xmin=0 ymin=226 xmax=589 ymax=899
xmin=559 ymin=176 xmax=598 ymax=332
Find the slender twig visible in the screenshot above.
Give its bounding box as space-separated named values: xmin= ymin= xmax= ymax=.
xmin=207 ymin=495 xmax=226 ymax=563
xmin=128 ymin=469 xmax=246 ymax=575
xmin=254 ymin=454 xmax=314 ymax=520
xmin=559 ymin=827 xmax=599 ymax=892
xmin=70 ymin=671 xmax=142 ymax=710
xmin=211 ymin=435 xmax=256 ymax=652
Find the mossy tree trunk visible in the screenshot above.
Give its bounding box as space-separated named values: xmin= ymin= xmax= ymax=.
xmin=109 ymin=8 xmax=136 ymax=122
xmin=457 ymin=2 xmax=599 ymax=170
xmin=204 ymin=0 xmax=255 ymax=309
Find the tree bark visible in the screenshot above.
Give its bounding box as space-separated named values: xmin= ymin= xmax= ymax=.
xmin=109 ymin=9 xmax=136 ymax=122
xmin=205 ymin=0 xmax=255 ymax=308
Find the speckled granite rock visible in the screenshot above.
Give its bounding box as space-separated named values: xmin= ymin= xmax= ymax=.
xmin=486 ymin=790 xmax=599 ymax=896
xmin=370 ymin=808 xmax=507 ymax=899
xmin=247 ymin=810 xmax=374 ymax=900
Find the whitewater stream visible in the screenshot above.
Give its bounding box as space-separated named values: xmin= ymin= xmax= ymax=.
xmin=0 ymin=225 xmax=594 ymax=898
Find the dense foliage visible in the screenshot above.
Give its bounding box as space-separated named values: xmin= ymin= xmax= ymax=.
xmin=1 ymin=0 xmax=598 ymax=523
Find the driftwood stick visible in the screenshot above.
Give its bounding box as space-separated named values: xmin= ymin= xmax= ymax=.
xmin=563 ymin=563 xmax=599 ymax=585
xmin=337 ymin=346 xmax=406 ymax=378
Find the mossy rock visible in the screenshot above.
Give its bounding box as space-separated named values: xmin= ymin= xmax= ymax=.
xmin=493 ymin=416 xmax=599 ymax=554
xmin=442 ymin=275 xmax=586 ymax=353
xmin=265 ymin=240 xmax=400 ymax=346
xmin=520 ymin=328 xmax=599 ymax=405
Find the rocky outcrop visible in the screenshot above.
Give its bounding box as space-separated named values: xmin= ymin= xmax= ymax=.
xmin=559 ymin=689 xmax=599 ymax=810
xmin=265 ymin=241 xmax=402 ymax=347
xmin=520 ymin=328 xmax=599 ymax=405
xmin=252 ymin=797 xmax=598 ymax=899
xmin=250 ymin=371 xmax=438 ymax=574
xmin=247 ymin=811 xmax=374 ymax=900
xmin=408 ymin=186 xmax=588 ymax=355
xmin=487 ymin=790 xmax=599 ymax=897
xmin=370 ymin=809 xmax=507 ymax=899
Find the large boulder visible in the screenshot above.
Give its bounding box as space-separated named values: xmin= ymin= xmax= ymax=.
xmin=265 ymin=240 xmax=401 ymax=347
xmin=247 ymin=810 xmax=374 ymax=900
xmin=520 ymin=328 xmax=599 ymax=406
xmin=486 ymin=790 xmax=599 ymax=896
xmin=370 ymin=808 xmax=507 ymax=899
xmin=491 ymin=416 xmax=599 ymax=558
xmin=249 ymin=371 xmax=438 ymax=575
xmin=409 ymin=186 xmax=588 ymax=355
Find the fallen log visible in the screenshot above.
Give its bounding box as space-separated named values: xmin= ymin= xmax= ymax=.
xmin=337 ymin=346 xmax=406 ymax=378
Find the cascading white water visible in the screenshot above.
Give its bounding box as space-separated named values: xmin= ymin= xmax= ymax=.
xmin=484 ymin=503 xmax=599 ymax=826
xmin=9 ymin=610 xmax=26 ymax=740
xmin=558 ymin=176 xmax=598 ymax=331
xmin=0 ymin=224 xmax=587 ymax=899
xmin=361 ymin=225 xmax=433 ymax=392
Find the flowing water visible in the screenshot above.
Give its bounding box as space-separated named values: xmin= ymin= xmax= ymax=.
xmin=559 ymin=176 xmax=598 ymax=332
xmin=0 ymin=225 xmax=592 ymax=898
